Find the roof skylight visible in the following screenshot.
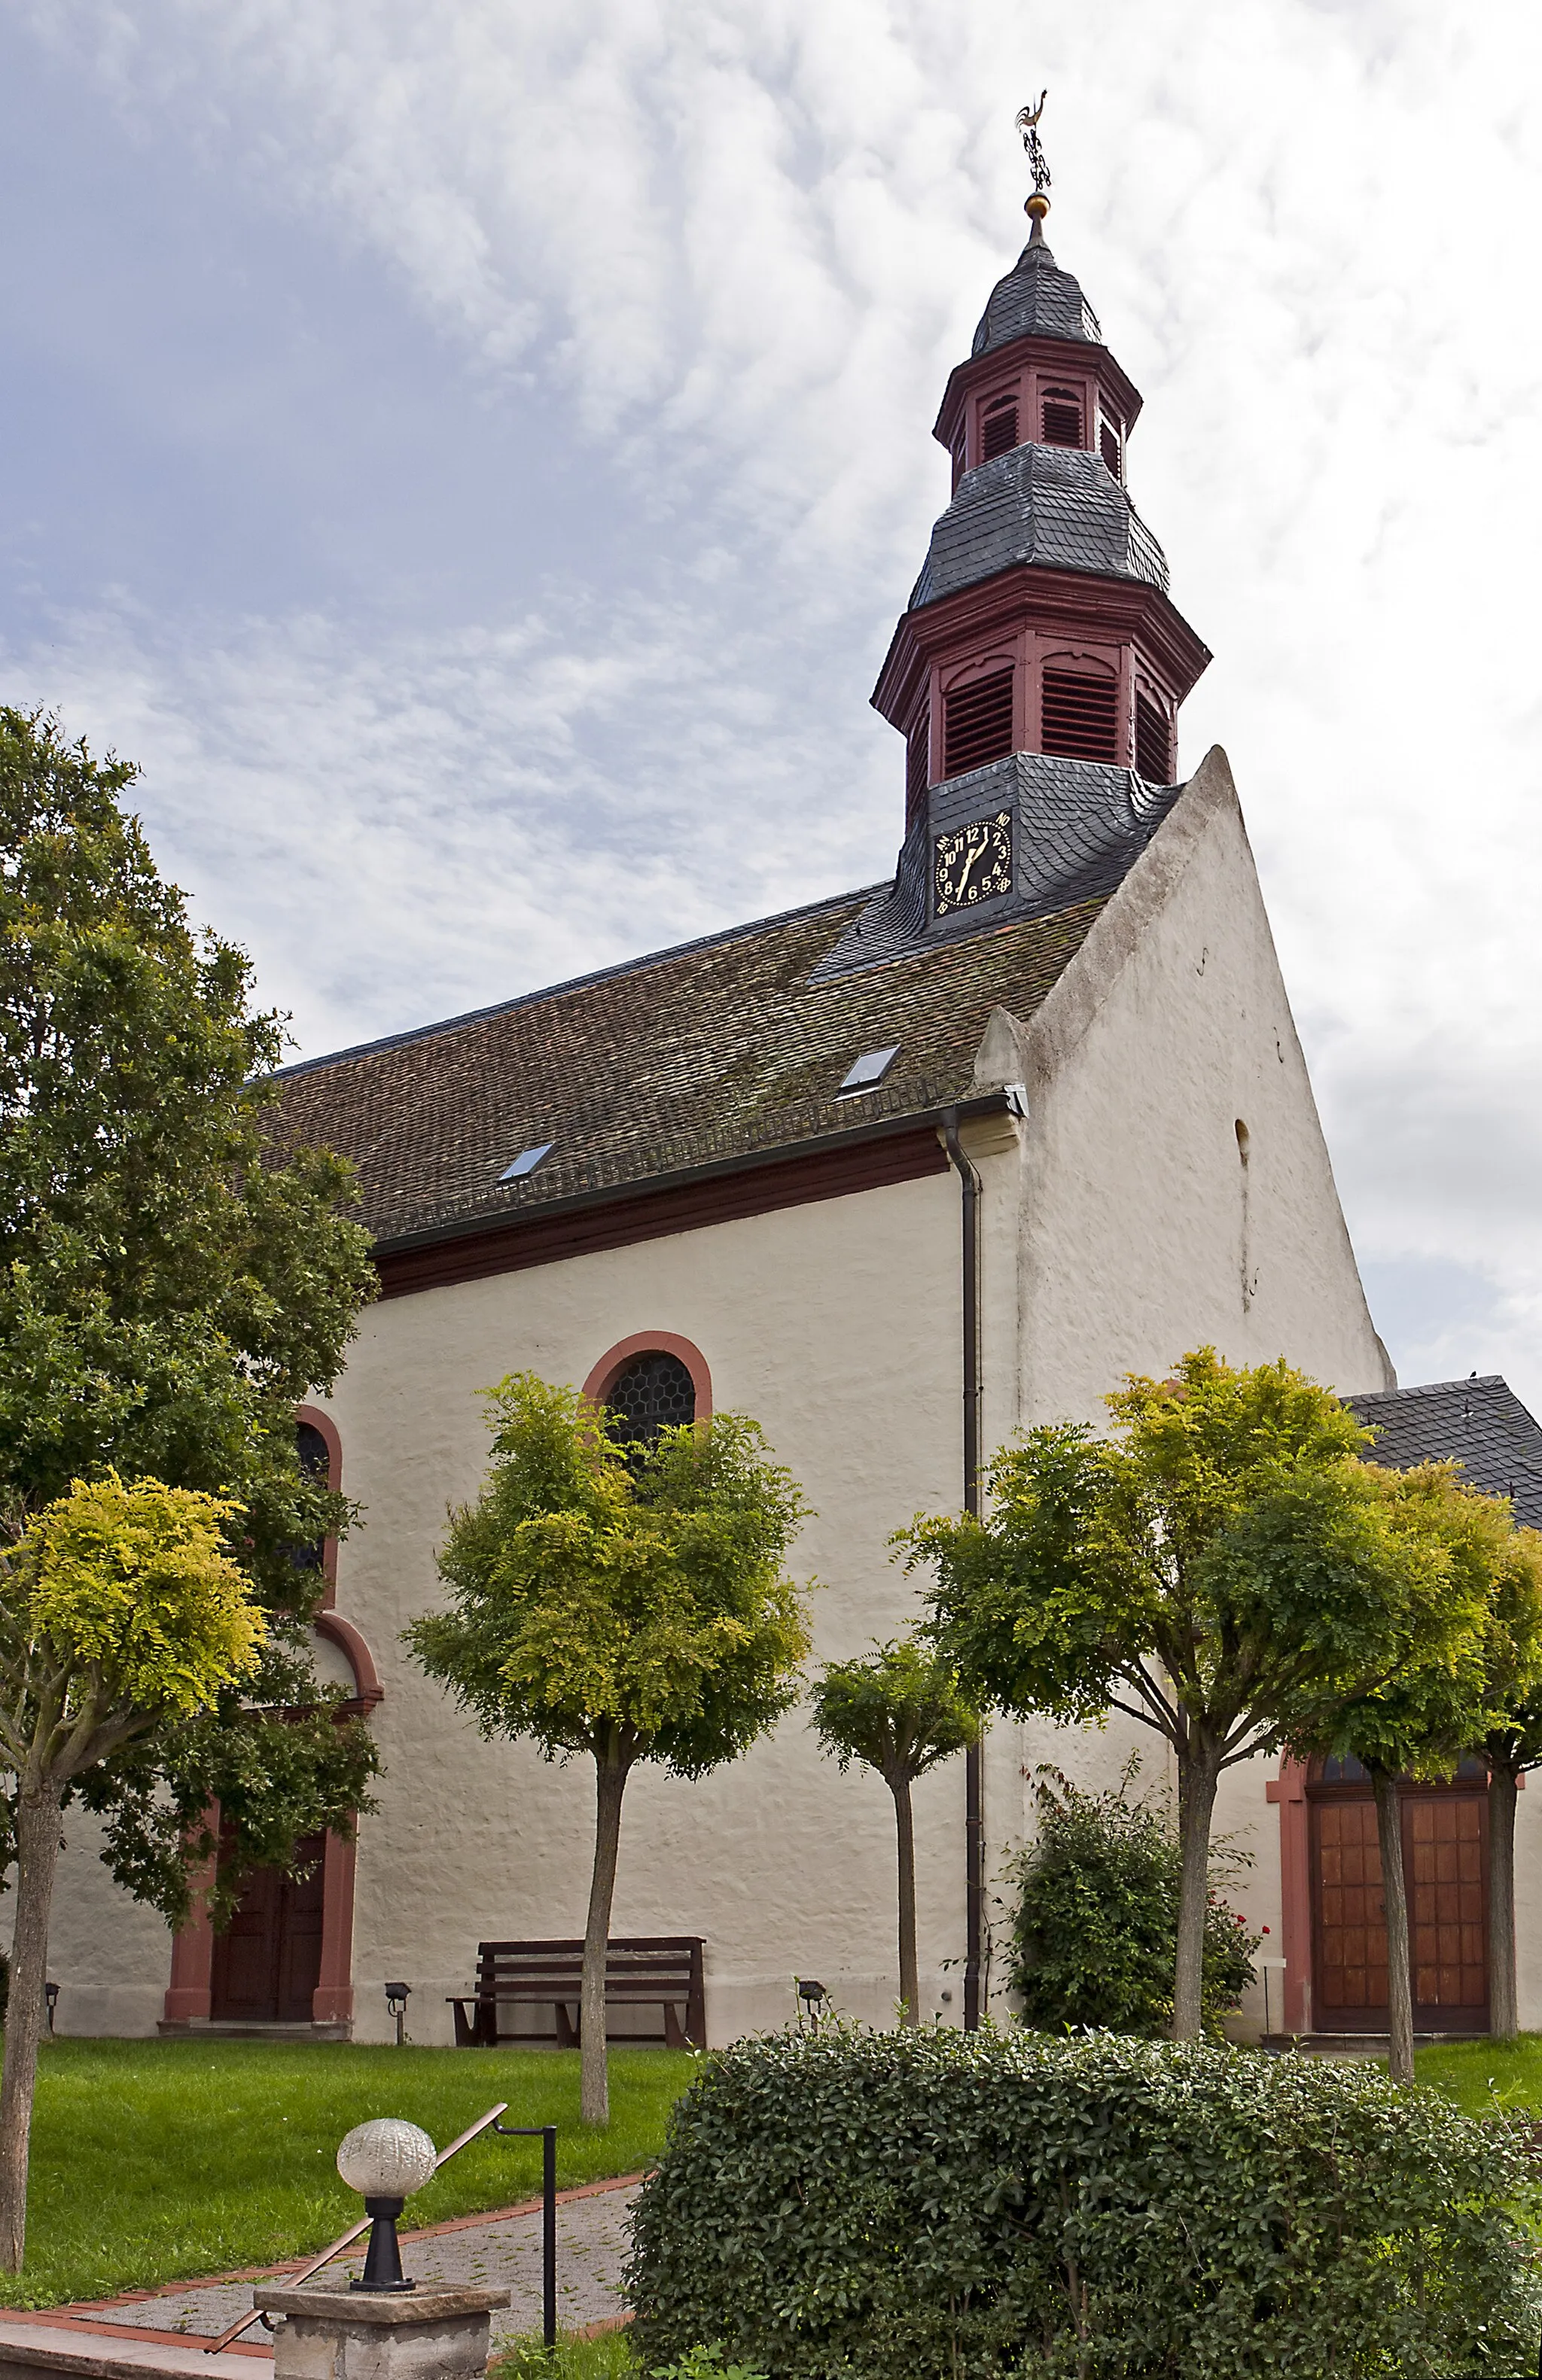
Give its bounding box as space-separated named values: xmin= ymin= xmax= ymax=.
xmin=500 ymin=1142 xmax=553 ymax=1182
xmin=839 ymin=1045 xmax=900 ymax=1095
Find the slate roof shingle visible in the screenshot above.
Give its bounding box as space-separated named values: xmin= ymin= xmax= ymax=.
xmin=1346 ymin=1375 xmax=1542 ymax=1531
xmin=971 ymin=237 xmax=1102 ymax=355
xmin=273 ymin=882 xmax=1116 ymax=1249
xmin=910 ymin=443 xmax=1169 ymax=613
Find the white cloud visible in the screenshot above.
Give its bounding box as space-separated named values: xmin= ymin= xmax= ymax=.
xmin=11 ymin=0 xmax=1542 ymax=1377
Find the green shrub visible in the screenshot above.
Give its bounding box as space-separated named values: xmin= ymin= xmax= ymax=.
xmin=1006 ymin=1766 xmax=1255 ymax=2038
xmin=628 ymin=2025 xmax=1542 ymax=2380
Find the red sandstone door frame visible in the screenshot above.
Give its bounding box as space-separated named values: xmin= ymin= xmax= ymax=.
xmin=1271 ymin=1755 xmax=1495 ymax=2037
xmin=163 ymin=1614 xmax=381 ymax=2028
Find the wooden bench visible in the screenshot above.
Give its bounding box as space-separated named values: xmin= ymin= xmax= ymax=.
xmin=448 ymin=1936 xmax=705 ymax=2050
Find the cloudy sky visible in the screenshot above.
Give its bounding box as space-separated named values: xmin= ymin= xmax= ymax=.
xmin=4 ymin=0 xmax=1540 ymax=1409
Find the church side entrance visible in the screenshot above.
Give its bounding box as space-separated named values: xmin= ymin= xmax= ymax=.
xmin=209 ymin=1831 xmax=328 ymax=2023
xmin=1309 ymin=1756 xmax=1489 ymax=2034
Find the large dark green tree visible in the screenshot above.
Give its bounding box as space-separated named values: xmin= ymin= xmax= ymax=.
xmin=0 ymin=711 xmax=379 ymax=2059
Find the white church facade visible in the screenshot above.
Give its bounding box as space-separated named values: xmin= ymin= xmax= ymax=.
xmin=43 ymin=201 xmax=1542 ymax=2050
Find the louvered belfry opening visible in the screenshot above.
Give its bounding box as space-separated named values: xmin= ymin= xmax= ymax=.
xmin=981 ymin=398 xmax=1019 ymax=461
xmin=1135 ymin=692 xmax=1172 ymax=782
xmin=1040 ymin=389 xmax=1083 ymax=447
xmin=905 ymin=707 xmax=931 ymax=821
xmin=1099 ymin=418 xmax=1123 ymax=479
xmin=943 ymin=668 xmax=1015 ymax=778
xmin=1041 ymin=669 xmax=1119 ymax=764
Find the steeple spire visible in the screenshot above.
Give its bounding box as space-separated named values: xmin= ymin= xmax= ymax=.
xmin=809 ymin=132 xmax=1213 ymax=983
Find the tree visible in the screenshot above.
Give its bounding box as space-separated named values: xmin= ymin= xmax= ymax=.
xmin=0 ymin=709 xmax=381 ymax=2251
xmin=0 ymin=707 xmax=380 ymax=1923
xmin=1475 ymin=1526 xmax=1542 ymax=2041
xmin=903 ymin=1349 xmax=1439 ymax=2043
xmin=407 ymin=1374 xmax=812 ymax=2124
xmin=809 ymin=1640 xmax=977 ymax=2026
xmin=0 ymin=1474 xmax=266 ymax=2268
xmin=1284 ymin=1463 xmax=1534 ymax=2080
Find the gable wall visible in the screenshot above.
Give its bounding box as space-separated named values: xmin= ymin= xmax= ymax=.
xmin=971 ymin=747 xmax=1396 ymax=2034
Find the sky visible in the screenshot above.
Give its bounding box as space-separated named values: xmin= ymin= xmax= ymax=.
xmin=4 ymin=0 xmax=1541 ymax=1413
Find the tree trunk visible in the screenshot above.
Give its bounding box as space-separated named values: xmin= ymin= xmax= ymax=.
xmin=1172 ymin=1740 xmax=1222 ymax=2042
xmin=580 ymin=1744 xmax=629 ymax=2127
xmin=0 ymin=1785 xmax=65 ymax=2271
xmin=891 ymin=1774 xmax=918 ymax=2027
xmin=1372 ymin=1767 xmax=1415 ymax=2085
xmin=1489 ymin=1762 xmax=1519 ymax=2044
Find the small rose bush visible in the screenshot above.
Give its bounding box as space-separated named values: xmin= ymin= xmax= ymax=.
xmin=629 ymin=2025 xmax=1542 ymax=2380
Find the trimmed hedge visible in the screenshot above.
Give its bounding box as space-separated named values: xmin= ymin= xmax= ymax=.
xmin=628 ymin=2026 xmax=1542 ymax=2379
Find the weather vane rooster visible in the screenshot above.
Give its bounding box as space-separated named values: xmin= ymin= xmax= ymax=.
xmin=1015 ymin=91 xmax=1052 ymax=227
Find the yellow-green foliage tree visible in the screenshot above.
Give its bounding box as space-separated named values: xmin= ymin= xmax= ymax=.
xmin=904 ymin=1351 xmax=1448 ymax=2046
xmin=407 ymin=1376 xmax=812 ymax=2125
xmin=810 ymin=1642 xmax=977 ymax=2027
xmin=1284 ymin=1463 xmax=1542 ymax=2080
xmin=0 ymin=1475 xmax=265 ymax=2269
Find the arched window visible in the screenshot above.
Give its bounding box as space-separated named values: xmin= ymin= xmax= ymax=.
xmin=980 ymin=393 xmax=1019 ymax=460
xmin=906 ymin=706 xmax=931 ymax=824
xmin=943 ymin=666 xmax=1015 ymax=777
xmin=1134 ymin=691 xmax=1172 ymax=782
xmin=606 ymin=1350 xmax=697 ymax=1450
xmin=1040 ymin=662 xmax=1117 ymax=763
xmin=294 ymin=1407 xmax=341 ymax=1598
xmin=1040 ymin=388 xmax=1083 ymax=447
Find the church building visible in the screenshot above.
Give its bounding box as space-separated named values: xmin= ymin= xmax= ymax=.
xmin=47 ymin=174 xmax=1540 ymax=2051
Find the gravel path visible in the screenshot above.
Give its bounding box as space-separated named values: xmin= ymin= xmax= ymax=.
xmin=73 ymin=2184 xmax=638 ymax=2348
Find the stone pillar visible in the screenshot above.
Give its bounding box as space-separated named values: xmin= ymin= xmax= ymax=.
xmin=253 ymin=2283 xmax=511 ymax=2380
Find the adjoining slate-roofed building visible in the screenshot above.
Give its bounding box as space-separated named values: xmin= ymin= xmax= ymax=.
xmin=53 ymin=197 xmax=1423 ymax=2047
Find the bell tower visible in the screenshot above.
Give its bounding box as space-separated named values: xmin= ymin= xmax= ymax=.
xmin=811 ymin=104 xmax=1211 ymax=985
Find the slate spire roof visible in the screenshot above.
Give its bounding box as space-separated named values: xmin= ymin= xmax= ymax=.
xmin=971 ymin=224 xmax=1103 ymax=355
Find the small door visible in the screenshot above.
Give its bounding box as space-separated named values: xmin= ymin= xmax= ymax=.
xmin=210 ymin=1833 xmax=327 ymax=2022
xmin=1309 ymin=1760 xmax=1489 ymax=2035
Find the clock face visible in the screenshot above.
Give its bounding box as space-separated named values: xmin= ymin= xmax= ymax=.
xmin=933 ymin=811 xmax=1013 ymax=918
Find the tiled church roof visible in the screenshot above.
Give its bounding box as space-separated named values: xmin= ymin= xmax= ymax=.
xmin=1347 ymin=1375 xmax=1542 ymax=1531
xmin=271 ymin=881 xmax=1111 ymax=1250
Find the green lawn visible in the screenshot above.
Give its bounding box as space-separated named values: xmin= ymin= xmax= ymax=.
xmin=4 ymin=2038 xmax=693 ymax=2310
xmin=1415 ymin=2032 xmax=1542 ymax=2120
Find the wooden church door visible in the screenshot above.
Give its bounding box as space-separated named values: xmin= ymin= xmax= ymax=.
xmin=1309 ymin=1758 xmax=1489 ymax=2034
xmin=209 ymin=1832 xmax=328 ymax=2022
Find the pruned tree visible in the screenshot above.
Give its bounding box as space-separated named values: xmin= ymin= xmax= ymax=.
xmin=0 ymin=1475 xmax=267 ymax=2268
xmin=903 ymin=1349 xmax=1439 ymax=2044
xmin=1476 ymin=1528 xmax=1542 ymax=2041
xmin=810 ymin=1640 xmax=977 ymax=2026
xmin=1285 ymin=1462 xmax=1534 ymax=2080
xmin=407 ymin=1374 xmax=812 ymax=2125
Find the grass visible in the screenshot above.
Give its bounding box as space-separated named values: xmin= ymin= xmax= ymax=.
xmin=2 ymin=2038 xmax=694 ymax=2310
xmin=1415 ymin=2032 xmax=1542 ymax=2120
xmin=496 ymin=2333 xmax=638 ymax=2380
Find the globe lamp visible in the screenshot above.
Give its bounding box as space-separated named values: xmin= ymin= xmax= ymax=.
xmin=336 ymin=2118 xmax=438 ymax=2292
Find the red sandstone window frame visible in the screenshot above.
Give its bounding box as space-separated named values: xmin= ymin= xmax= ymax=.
xmin=296 ymin=1403 xmax=343 ymax=1605
xmin=583 ymin=1332 xmax=714 ymax=1422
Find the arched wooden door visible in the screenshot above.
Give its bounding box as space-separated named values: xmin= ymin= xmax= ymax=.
xmin=1309 ymin=1756 xmax=1489 ymax=2034
xmin=209 ymin=1831 xmax=328 ymax=2022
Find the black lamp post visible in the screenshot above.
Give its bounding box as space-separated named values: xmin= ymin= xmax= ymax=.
xmin=796 ymin=1978 xmax=826 ymax=2025
xmin=384 ymin=1980 xmax=411 ymax=2047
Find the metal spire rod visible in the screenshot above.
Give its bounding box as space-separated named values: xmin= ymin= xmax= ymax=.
xmin=1015 ymin=91 xmax=1052 ymax=227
